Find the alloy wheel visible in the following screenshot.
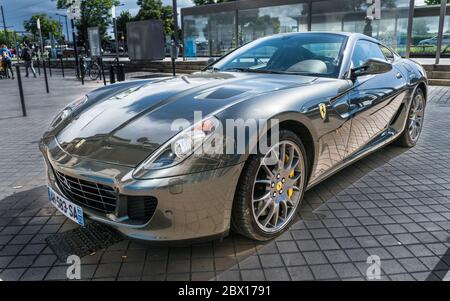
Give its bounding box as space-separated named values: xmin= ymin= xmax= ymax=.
xmin=408 ymin=93 xmax=425 ymax=142
xmin=251 ymin=141 xmax=304 ymax=233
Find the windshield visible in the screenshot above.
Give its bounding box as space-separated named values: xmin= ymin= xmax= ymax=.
xmin=210 ymin=33 xmax=347 ymax=78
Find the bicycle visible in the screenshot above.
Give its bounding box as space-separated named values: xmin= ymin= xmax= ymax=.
xmin=78 ymin=56 xmax=101 ymax=81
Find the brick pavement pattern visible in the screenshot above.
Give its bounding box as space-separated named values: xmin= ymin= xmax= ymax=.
xmin=0 ymin=72 xmax=449 ymax=281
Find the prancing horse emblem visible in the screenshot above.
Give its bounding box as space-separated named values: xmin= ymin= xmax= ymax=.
xmin=319 ymin=103 xmax=327 ymax=120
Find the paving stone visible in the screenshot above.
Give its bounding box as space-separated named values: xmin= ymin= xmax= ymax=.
xmin=93 ymin=263 xmax=121 ymax=279
xmin=7 ymin=255 xmax=37 ymax=268
xmin=287 ymin=266 xmax=314 ymax=281
xmin=20 ymin=267 xmax=50 ymax=281
xmin=191 ymin=258 xmax=214 ymax=272
xmin=0 ymin=256 xmax=14 ymax=269
xmin=316 ymin=238 xmax=340 ymax=250
xmin=324 ymin=250 xmax=350 ymax=263
xmin=240 ymin=269 xmax=265 ymax=281
xmin=264 ymin=267 xmax=291 ymax=281
xmin=44 ymin=266 xmax=67 ymax=280
xmin=238 ymin=256 xmax=261 ymax=270
xmin=310 ymin=264 xmax=338 ymax=280
xmin=303 ymin=251 xmax=328 ymax=265
xmin=0 ymin=268 xmax=26 ymax=281
xmin=281 ymin=253 xmax=306 ymax=267
xmin=386 ymin=246 xmax=414 ymax=259
xmin=333 ymin=263 xmax=362 ymax=279
xmin=381 ymin=259 xmax=407 ymax=275
xmin=398 ymin=258 xmax=429 ymax=273
xmin=259 ymin=254 xmax=284 ymax=268
xmin=276 ymin=241 xmax=298 ymax=253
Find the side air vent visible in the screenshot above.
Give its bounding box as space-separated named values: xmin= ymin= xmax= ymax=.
xmin=390 ymin=103 xmax=405 ymax=126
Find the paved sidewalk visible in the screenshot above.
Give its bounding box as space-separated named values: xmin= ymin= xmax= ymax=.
xmin=0 ymin=73 xmax=449 ymax=281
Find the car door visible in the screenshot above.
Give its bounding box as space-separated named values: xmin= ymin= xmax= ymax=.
xmin=345 ymin=40 xmax=408 ymax=157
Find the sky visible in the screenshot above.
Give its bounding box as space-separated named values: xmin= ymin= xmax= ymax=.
xmin=0 ymin=0 xmax=194 ymax=33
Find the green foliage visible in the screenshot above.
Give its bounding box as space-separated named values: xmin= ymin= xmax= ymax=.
xmin=0 ymin=30 xmax=14 ymax=45
xmin=116 ymin=10 xmax=133 ymax=41
xmin=23 ymin=14 xmax=63 ymax=41
xmin=56 ymin=0 xmax=119 ymax=45
xmin=135 ymin=0 xmax=174 ymax=36
xmin=425 ymin=0 xmax=450 ymax=5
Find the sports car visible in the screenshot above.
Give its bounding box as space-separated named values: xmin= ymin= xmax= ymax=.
xmin=40 ymin=32 xmax=427 ymax=242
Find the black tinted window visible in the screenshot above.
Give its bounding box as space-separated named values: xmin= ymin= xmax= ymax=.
xmin=351 ymin=40 xmax=386 ymax=68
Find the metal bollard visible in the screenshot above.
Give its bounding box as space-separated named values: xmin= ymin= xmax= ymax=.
xmin=42 ymin=60 xmax=50 ymax=94
xmin=117 ymin=64 xmax=125 ymax=82
xmin=15 ymin=65 xmax=27 ymax=117
xmin=109 ymin=64 xmax=115 ymax=84
xmin=48 ymin=57 xmax=52 ymax=77
xmin=100 ymin=58 xmax=106 ymax=86
xmin=60 ymin=56 xmax=65 ymax=78
xmin=37 ymin=58 xmax=41 ymax=75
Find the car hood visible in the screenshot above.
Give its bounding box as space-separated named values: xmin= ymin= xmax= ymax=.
xmin=55 ymin=72 xmax=317 ymax=167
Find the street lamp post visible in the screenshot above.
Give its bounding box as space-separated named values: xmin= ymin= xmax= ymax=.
xmin=56 ymin=13 xmax=70 ymax=44
xmin=1 ymin=5 xmax=9 ymax=46
xmin=172 ymin=0 xmax=179 ymax=50
xmin=112 ymin=4 xmax=124 ymax=62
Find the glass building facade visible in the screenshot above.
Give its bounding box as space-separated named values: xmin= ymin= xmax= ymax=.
xmin=181 ymin=0 xmax=450 ymax=60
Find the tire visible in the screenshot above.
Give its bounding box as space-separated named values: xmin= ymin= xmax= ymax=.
xmin=395 ymin=88 xmax=426 ymax=148
xmin=231 ymin=130 xmax=308 ymax=241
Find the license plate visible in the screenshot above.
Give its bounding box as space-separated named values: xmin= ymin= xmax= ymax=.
xmin=48 ymin=186 xmax=85 ymax=226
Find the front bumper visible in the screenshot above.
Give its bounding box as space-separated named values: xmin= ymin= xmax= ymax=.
xmin=40 ymin=137 xmax=244 ymax=242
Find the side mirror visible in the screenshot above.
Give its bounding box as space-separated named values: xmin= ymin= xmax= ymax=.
xmin=351 ymin=58 xmax=392 ymax=79
xmin=207 ymin=57 xmax=217 ymax=65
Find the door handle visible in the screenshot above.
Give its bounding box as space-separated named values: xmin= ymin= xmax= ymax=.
xmin=396 ymin=72 xmax=403 ymax=79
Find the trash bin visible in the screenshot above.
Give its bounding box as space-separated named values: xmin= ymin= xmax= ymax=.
xmin=109 ymin=64 xmax=115 ymax=84
xmin=116 ymin=64 xmax=125 ymax=82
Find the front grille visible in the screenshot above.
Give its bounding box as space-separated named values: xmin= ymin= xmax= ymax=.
xmin=127 ymin=196 xmax=158 ymax=222
xmin=54 ymin=170 xmax=117 ymax=214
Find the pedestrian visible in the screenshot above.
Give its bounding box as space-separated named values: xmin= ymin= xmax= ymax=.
xmin=1 ymin=44 xmax=14 ymax=79
xmin=21 ymin=43 xmax=37 ymax=78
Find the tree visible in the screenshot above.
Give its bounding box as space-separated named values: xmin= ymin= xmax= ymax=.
xmin=56 ymin=0 xmax=119 ymax=46
xmin=23 ymin=14 xmax=63 ymax=42
xmin=116 ymin=10 xmax=133 ymax=42
xmin=135 ymin=0 xmax=174 ymax=36
xmin=0 ymin=30 xmax=14 ymax=46
xmin=425 ymin=0 xmax=450 ymax=5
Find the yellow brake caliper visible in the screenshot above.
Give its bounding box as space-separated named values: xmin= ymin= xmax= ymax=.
xmin=285 ymin=155 xmax=294 ymax=198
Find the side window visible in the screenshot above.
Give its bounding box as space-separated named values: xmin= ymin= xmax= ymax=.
xmin=351 ymin=40 xmax=386 ymax=68
xmin=380 ymin=45 xmax=395 ymax=62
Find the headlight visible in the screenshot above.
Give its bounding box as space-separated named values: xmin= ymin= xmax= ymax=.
xmin=50 ymin=95 xmax=88 ymax=128
xmin=133 ymin=116 xmax=220 ymax=175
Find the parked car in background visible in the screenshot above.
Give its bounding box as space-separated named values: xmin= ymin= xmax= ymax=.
xmin=418 ymin=34 xmax=450 ymax=45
